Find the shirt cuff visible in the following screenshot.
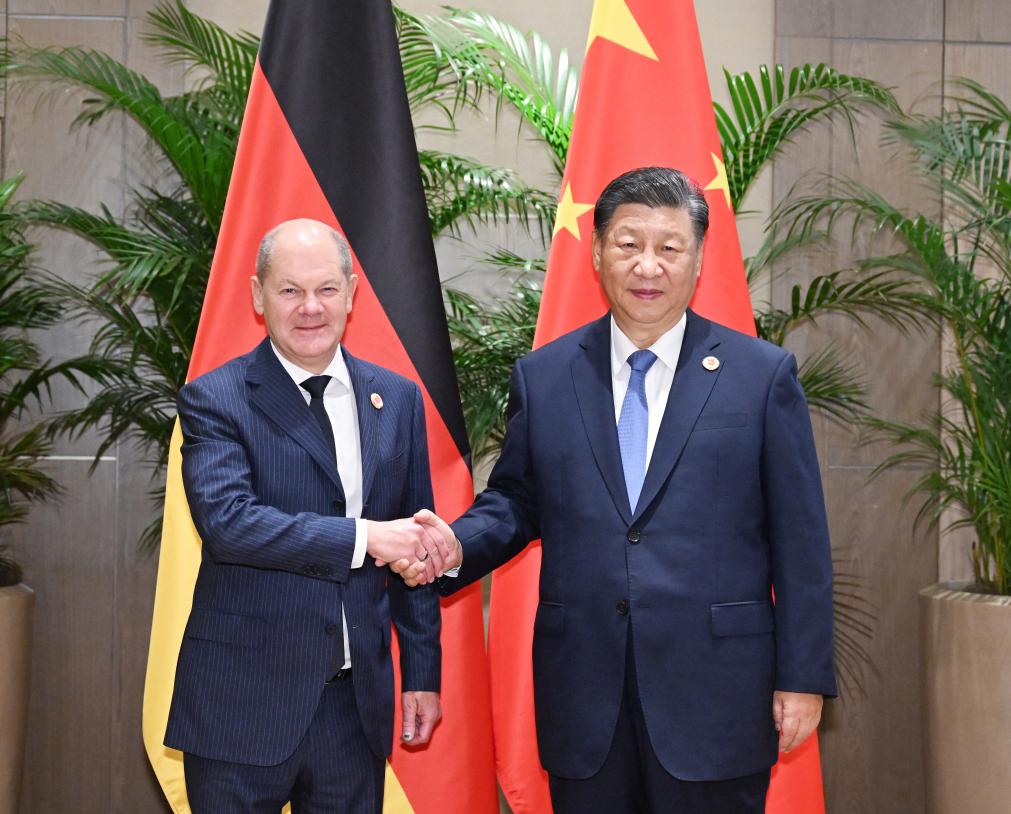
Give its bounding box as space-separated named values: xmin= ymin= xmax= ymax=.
xmin=443 ymin=565 xmax=461 ymax=578
xmin=351 ymin=519 xmax=368 ymax=568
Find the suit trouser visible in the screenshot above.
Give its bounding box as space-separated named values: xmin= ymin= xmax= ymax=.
xmin=549 ymin=632 xmax=771 ymax=814
xmin=183 ymin=675 xmax=384 ymax=814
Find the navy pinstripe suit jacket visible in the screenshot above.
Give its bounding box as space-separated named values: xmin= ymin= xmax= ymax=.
xmin=164 ymin=338 xmax=441 ymax=766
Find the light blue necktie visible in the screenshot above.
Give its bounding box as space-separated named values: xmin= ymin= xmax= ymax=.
xmin=617 ymin=349 xmax=657 ymax=512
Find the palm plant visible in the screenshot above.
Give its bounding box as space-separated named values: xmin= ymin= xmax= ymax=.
xmin=781 ymin=79 xmax=1011 ymax=595
xmin=0 ymin=175 xmax=71 ymax=587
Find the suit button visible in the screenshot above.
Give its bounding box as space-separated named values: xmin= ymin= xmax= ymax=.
xmin=332 ymin=499 xmax=344 ymax=511
xmin=616 ymin=600 xmax=629 ymax=616
xmin=627 ymin=530 xmax=641 ymax=544
xmin=325 ymin=623 xmax=338 ymax=635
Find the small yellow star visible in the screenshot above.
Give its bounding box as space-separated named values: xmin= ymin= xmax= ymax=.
xmin=703 ymin=153 xmax=732 ymax=211
xmin=552 ymin=182 xmax=595 ymax=241
xmin=585 ymin=0 xmax=658 ymax=61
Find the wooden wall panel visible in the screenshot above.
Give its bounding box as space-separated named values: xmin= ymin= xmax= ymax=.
xmin=14 ymin=462 xmax=117 ymax=814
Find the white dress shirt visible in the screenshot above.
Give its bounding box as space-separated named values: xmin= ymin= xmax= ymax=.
xmin=610 ymin=314 xmax=687 ymax=469
xmin=271 ymin=342 xmax=368 ymax=669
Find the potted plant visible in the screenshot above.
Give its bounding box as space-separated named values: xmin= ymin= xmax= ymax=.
xmin=783 ymin=79 xmax=1011 ymax=814
xmin=0 ymin=173 xmax=67 ymax=813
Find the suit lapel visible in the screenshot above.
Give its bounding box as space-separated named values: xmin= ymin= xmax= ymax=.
xmin=245 ymin=338 xmax=345 ymax=497
xmin=571 ymin=315 xmax=633 ymax=526
xmin=632 ymin=310 xmax=722 ymax=523
xmin=344 ymin=350 xmax=379 ymax=507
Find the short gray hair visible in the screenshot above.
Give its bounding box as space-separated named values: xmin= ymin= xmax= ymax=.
xmin=255 ymin=222 xmax=353 ymax=282
xmin=593 ymin=166 xmax=709 ymax=246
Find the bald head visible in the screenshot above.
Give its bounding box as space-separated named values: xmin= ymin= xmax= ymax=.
xmin=256 ymin=219 xmax=353 ymax=283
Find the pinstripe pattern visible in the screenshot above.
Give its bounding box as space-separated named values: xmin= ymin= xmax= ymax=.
xmin=184 ymin=677 xmax=384 ymax=813
xmin=165 ymin=338 xmax=441 ymax=769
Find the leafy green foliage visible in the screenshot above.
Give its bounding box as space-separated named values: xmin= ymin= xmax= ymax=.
xmin=0 ymin=175 xmax=70 ymax=585
xmin=716 ymin=63 xmax=898 ymax=209
xmin=783 ymin=81 xmax=1011 ymax=594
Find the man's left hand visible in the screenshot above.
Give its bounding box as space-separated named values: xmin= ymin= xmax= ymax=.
xmin=401 ymin=691 xmax=441 ymax=746
xmin=772 ymin=690 xmax=823 ymax=752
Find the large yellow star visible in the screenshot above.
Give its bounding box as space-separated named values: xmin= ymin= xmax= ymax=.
xmin=552 ymin=182 xmax=595 ymax=241
xmin=585 ymin=0 xmax=658 ymax=61
xmin=703 ymin=153 xmax=732 ymax=211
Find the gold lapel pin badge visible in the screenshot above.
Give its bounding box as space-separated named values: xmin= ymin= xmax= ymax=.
xmin=702 ymin=356 xmax=721 ymax=371
xmin=371 ymin=393 xmax=384 ymax=409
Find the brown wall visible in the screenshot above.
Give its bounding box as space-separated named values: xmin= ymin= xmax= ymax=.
xmin=2 ymin=0 xmax=178 ymax=810
xmin=774 ymin=1 xmax=1011 ymax=812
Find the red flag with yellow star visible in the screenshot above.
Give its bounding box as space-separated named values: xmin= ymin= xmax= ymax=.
xmin=486 ymin=1 xmax=827 ymax=812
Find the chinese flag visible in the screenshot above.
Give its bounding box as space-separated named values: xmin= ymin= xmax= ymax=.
xmin=141 ymin=2 xmax=497 ymax=812
xmin=486 ymin=1 xmax=827 ymax=813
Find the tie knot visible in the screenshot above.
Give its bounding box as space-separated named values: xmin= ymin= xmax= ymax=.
xmin=300 ymin=375 xmax=332 ymax=400
xmin=627 ymin=349 xmax=657 ymax=375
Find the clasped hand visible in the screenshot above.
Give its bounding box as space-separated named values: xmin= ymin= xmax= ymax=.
xmin=366 ymin=510 xmax=461 ymax=585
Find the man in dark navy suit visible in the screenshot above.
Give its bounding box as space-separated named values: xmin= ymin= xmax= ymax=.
xmin=402 ymin=167 xmax=837 ymax=813
xmin=166 ymin=219 xmax=448 ymax=813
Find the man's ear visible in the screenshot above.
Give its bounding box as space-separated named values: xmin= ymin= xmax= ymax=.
xmin=591 ymin=233 xmax=602 ymax=272
xmin=345 ymin=273 xmax=359 ymax=314
xmin=251 ymin=274 xmax=264 ymax=315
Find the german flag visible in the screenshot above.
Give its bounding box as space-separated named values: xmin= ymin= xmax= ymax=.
xmin=141 ymin=2 xmax=497 ymax=812
xmin=487 ymin=1 xmax=827 ymax=812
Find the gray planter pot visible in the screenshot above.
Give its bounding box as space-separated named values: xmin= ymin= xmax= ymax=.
xmin=0 ymin=583 xmax=34 ymax=814
xmin=920 ymin=582 xmax=1011 ymax=814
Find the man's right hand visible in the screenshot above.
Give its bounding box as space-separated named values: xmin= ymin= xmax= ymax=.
xmin=366 ymin=518 xmax=442 ymax=583
xmin=388 ymin=510 xmax=462 ymax=587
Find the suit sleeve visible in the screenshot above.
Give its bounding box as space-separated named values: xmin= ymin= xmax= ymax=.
xmin=177 ymin=377 xmax=357 ymax=583
xmin=762 ymin=352 xmax=838 ymax=697
xmin=389 ymin=384 xmax=441 ymax=691
xmin=440 ymin=361 xmax=541 ymax=595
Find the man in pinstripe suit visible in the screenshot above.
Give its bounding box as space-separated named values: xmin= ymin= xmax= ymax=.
xmin=165 ymin=219 xmax=448 ymax=813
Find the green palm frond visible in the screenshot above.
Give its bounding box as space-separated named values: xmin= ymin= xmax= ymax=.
xmin=395 ymin=6 xmax=476 ymax=126
xmin=420 ymin=8 xmax=578 ymax=173
xmin=796 ymin=346 xmax=868 ymax=423
xmin=445 ymin=282 xmax=541 ymax=462
xmin=420 ymin=150 xmax=556 ymax=240
xmin=144 ymin=0 xmax=257 ymax=97
xmin=756 ymin=268 xmax=926 ymax=346
xmin=5 ymin=44 xmax=233 ymax=225
xmin=716 ymin=64 xmax=898 ymax=209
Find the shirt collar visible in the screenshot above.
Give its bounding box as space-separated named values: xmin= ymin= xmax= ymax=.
xmin=610 ymin=313 xmax=687 ymax=376
xmin=269 ymin=341 xmax=351 ymax=393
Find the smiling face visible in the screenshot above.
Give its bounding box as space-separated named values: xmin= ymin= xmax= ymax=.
xmin=592 ymin=203 xmax=703 ymax=348
xmin=251 ymin=221 xmax=358 ymax=373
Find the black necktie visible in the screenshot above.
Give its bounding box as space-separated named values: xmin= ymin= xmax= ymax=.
xmin=300 ymin=375 xmax=336 ymax=458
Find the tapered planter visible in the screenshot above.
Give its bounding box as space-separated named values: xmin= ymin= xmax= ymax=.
xmin=0 ymin=583 xmax=34 ymax=814
xmin=921 ymin=582 xmax=1011 ymax=814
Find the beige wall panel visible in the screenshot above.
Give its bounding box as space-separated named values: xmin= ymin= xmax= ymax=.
xmin=110 ymin=447 xmax=171 ymax=814
xmin=944 ymin=43 xmax=1011 ymax=101
xmin=945 ymin=0 xmax=1011 ymax=45
xmin=775 ymin=0 xmax=833 ymax=38
xmin=9 ymin=0 xmax=124 ymax=15
xmin=818 ymin=466 xmax=935 ymax=814
xmin=832 ymin=0 xmax=943 ymax=42
xmin=5 ymin=17 xmax=125 ymax=209
xmin=15 ymin=461 xmax=118 ymax=814
xmin=814 ymin=39 xmax=942 ymax=469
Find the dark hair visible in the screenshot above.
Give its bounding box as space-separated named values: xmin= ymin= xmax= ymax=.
xmin=256 ymin=221 xmax=353 ymax=282
xmin=593 ymin=166 xmax=709 ymax=245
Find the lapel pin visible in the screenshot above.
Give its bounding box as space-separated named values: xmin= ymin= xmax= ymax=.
xmin=702 ymin=356 xmax=721 ymax=371
xmin=370 ymin=392 xmax=384 ymax=410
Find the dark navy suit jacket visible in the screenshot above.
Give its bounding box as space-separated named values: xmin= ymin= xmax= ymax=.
xmin=442 ymin=311 xmax=836 ymax=782
xmin=165 ymin=338 xmax=441 ymax=766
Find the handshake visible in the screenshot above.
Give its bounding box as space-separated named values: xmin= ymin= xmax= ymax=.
xmin=365 ymin=509 xmax=461 ymax=586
